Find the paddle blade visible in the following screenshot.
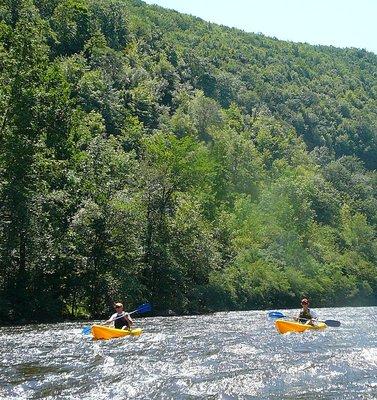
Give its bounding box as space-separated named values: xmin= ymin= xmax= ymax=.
xmin=268 ymin=311 xmax=286 ymax=319
xmin=324 ymin=319 xmax=341 ymax=327
xmin=136 ymin=303 xmax=152 ymax=314
xmin=82 ymin=326 xmax=91 ymax=335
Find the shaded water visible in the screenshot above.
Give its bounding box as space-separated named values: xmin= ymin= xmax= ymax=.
xmin=0 ymin=307 xmax=376 ymax=399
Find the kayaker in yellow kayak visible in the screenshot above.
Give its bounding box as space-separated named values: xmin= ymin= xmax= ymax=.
xmin=105 ymin=302 xmax=134 ymax=330
xmin=295 ymin=298 xmax=318 ymax=325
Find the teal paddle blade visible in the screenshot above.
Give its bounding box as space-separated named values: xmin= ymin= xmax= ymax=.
xmin=268 ymin=311 xmax=285 ymax=319
xmin=82 ymin=326 xmax=91 ymax=335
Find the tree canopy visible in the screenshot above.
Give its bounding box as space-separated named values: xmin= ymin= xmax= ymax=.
xmin=0 ymin=0 xmax=376 ymax=322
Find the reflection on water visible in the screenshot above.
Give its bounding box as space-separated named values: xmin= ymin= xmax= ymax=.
xmin=0 ymin=307 xmax=376 ymax=399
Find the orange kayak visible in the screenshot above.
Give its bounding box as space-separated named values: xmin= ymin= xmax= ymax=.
xmin=91 ymin=325 xmax=143 ymax=340
xmin=275 ymin=319 xmax=327 ymax=334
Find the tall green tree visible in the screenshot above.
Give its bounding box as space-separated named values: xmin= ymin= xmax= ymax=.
xmin=0 ymin=0 xmax=51 ymax=317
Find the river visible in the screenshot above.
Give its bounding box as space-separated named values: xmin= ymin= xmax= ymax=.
xmin=1 ymin=306 xmax=376 ymax=399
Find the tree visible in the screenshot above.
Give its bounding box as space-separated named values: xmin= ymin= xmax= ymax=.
xmin=140 ymin=132 xmax=214 ymax=311
xmin=50 ymin=0 xmax=92 ymax=56
xmin=0 ymin=0 xmax=52 ymax=318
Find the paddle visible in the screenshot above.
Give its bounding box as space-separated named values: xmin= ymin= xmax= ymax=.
xmin=268 ymin=311 xmax=286 ymax=319
xmin=267 ymin=311 xmax=341 ymax=327
xmin=82 ymin=303 xmax=152 ymax=335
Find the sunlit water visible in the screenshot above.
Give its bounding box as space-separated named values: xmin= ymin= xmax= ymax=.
xmin=1 ymin=307 xmax=376 ymax=399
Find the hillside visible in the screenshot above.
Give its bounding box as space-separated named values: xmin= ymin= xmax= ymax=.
xmin=0 ymin=0 xmax=376 ymax=322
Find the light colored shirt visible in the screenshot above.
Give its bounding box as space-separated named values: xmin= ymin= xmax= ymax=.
xmin=109 ymin=312 xmax=129 ymax=321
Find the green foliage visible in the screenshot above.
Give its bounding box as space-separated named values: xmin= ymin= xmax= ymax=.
xmin=50 ymin=0 xmax=92 ymax=56
xmin=88 ymin=0 xmax=130 ymax=50
xmin=0 ymin=0 xmax=376 ymax=322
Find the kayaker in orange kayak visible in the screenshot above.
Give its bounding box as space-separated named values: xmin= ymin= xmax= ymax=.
xmin=295 ymin=298 xmax=318 ymax=325
xmin=105 ymin=302 xmax=134 ymax=330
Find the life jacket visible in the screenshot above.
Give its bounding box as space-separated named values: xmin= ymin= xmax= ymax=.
xmin=114 ymin=313 xmax=130 ymax=329
xmin=298 ymin=308 xmax=314 ymax=323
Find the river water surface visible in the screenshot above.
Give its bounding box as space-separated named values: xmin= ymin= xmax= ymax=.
xmin=1 ymin=307 xmax=376 ymax=399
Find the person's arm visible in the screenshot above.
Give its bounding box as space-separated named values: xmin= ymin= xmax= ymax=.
xmin=294 ymin=310 xmax=301 ymax=321
xmin=125 ymin=313 xmax=133 ymax=326
xmin=311 ymin=310 xmax=318 ymax=320
xmin=105 ymin=313 xmax=117 ymax=324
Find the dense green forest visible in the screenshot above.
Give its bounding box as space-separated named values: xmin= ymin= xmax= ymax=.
xmin=1 ymin=0 xmax=376 ymax=322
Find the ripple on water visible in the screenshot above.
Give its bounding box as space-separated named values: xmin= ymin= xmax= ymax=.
xmin=0 ymin=307 xmax=376 ymax=399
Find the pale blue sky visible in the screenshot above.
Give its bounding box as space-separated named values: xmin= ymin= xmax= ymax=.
xmin=143 ymin=0 xmax=377 ymax=54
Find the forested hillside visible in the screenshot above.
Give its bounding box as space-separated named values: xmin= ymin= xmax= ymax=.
xmin=1 ymin=0 xmax=376 ymax=322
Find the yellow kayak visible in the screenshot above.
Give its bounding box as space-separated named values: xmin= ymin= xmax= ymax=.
xmin=91 ymin=325 xmax=143 ymax=340
xmin=275 ymin=319 xmax=327 ymax=334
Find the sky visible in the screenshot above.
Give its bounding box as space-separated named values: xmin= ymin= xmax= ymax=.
xmin=143 ymin=0 xmax=377 ymax=54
